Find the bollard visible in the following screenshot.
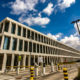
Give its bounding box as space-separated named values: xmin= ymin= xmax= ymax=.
xmin=57 ymin=64 xmax=60 ymax=71
xmin=63 ymin=68 xmax=68 ymax=80
xmin=30 ymin=67 xmax=34 ymax=80
xmin=43 ymin=63 xmax=45 ymax=75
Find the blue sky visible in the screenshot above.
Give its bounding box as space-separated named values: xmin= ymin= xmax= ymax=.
xmin=0 ymin=0 xmax=80 ymax=50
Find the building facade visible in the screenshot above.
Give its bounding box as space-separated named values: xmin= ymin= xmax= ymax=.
xmin=0 ymin=17 xmax=80 ymax=73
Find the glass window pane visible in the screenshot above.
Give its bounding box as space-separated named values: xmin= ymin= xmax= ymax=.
xmin=11 ymin=23 xmax=16 ymax=34
xmin=12 ymin=38 xmax=17 ymax=50
xmin=27 ymin=29 xmax=30 ymax=39
xmin=4 ymin=21 xmax=9 ymax=32
xmin=23 ymin=28 xmax=26 ymax=37
xmin=33 ymin=43 xmax=36 ymax=52
xmin=37 ymin=44 xmax=39 ymax=53
xmin=0 ymin=23 xmax=3 ymax=33
xmin=3 ymin=36 xmax=10 ymax=50
xmin=17 ymin=26 xmax=21 ymax=36
xmin=19 ymin=39 xmax=23 ymax=51
xmin=24 ymin=41 xmax=28 ymax=51
xmin=35 ymin=33 xmax=37 ymax=41
xmin=31 ymin=31 xmax=34 ymax=40
xmin=29 ymin=42 xmax=32 ymax=52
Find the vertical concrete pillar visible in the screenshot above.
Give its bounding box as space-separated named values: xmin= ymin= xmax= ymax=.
xmin=17 ymin=39 xmax=19 ymax=51
xmin=10 ymin=37 xmax=13 ymax=50
xmin=2 ymin=54 xmax=7 ymax=72
xmin=21 ymin=27 xmax=23 ymax=37
xmin=28 ymin=55 xmax=30 ymax=66
xmin=23 ymin=55 xmax=26 ymax=69
xmin=8 ymin=21 xmax=12 ymax=33
xmin=23 ymin=40 xmax=24 ymax=52
xmin=47 ymin=56 xmax=48 ymax=65
xmin=15 ymin=24 xmax=18 ymax=35
xmin=11 ymin=54 xmax=14 ymax=71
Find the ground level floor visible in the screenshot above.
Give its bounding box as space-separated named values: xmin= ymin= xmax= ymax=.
xmin=0 ymin=53 xmax=78 ymax=73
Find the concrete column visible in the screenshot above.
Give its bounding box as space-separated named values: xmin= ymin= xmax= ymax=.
xmin=2 ymin=21 xmax=5 ymax=33
xmin=8 ymin=21 xmax=12 ymax=33
xmin=10 ymin=37 xmax=13 ymax=50
xmin=2 ymin=54 xmax=7 ymax=72
xmin=23 ymin=40 xmax=24 ymax=52
xmin=31 ymin=41 xmax=33 ymax=53
xmin=11 ymin=54 xmax=14 ymax=71
xmin=28 ymin=55 xmax=30 ymax=66
xmin=15 ymin=24 xmax=18 ymax=35
xmin=21 ymin=27 xmax=23 ymax=37
xmin=17 ymin=39 xmax=19 ymax=51
xmin=27 ymin=42 xmax=29 ymax=52
xmin=23 ymin=55 xmax=26 ymax=69
xmin=47 ymin=56 xmax=48 ymax=65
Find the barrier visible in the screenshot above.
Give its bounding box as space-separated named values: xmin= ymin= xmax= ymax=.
xmin=30 ymin=66 xmax=34 ymax=80
xmin=57 ymin=64 xmax=60 ymax=71
xmin=63 ymin=68 xmax=68 ymax=80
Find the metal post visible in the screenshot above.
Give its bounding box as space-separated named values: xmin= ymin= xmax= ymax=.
xmin=63 ymin=68 xmax=68 ymax=80
xmin=30 ymin=66 xmax=34 ymax=80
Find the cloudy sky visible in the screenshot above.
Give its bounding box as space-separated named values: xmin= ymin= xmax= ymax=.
xmin=0 ymin=0 xmax=80 ymax=50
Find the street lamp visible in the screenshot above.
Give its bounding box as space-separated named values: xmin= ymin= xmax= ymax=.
xmin=71 ymin=19 xmax=80 ymax=34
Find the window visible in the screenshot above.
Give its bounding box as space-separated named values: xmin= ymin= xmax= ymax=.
xmin=31 ymin=31 xmax=34 ymax=40
xmin=19 ymin=40 xmax=23 ymax=51
xmin=38 ymin=34 xmax=40 ymax=42
xmin=33 ymin=43 xmax=36 ymax=53
xmin=0 ymin=37 xmax=2 ymax=48
xmin=24 ymin=41 xmax=28 ymax=51
xmin=41 ymin=36 xmax=43 ymax=42
xmin=23 ymin=28 xmax=26 ymax=37
xmin=0 ymin=23 xmax=3 ymax=33
xmin=44 ymin=37 xmax=46 ymax=43
xmin=3 ymin=36 xmax=10 ymax=50
xmin=27 ymin=29 xmax=30 ymax=38
xmin=17 ymin=26 xmax=21 ymax=36
xmin=4 ymin=21 xmax=9 ymax=32
xmin=11 ymin=23 xmax=16 ymax=34
xmin=37 ymin=44 xmax=39 ymax=53
xmin=43 ymin=46 xmax=45 ymax=53
xmin=40 ymin=45 xmax=42 ymax=53
xmin=29 ymin=42 xmax=32 ymax=52
xmin=12 ymin=38 xmax=17 ymax=50
xmin=35 ymin=33 xmax=37 ymax=41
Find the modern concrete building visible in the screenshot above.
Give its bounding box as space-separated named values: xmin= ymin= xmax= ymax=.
xmin=0 ymin=17 xmax=80 ymax=73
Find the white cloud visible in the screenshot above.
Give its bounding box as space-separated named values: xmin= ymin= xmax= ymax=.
xmin=47 ymin=33 xmax=63 ymax=40
xmin=58 ymin=0 xmax=75 ymax=10
xmin=43 ymin=3 xmax=54 ymax=16
xmin=19 ymin=16 xmax=50 ymax=27
xmin=40 ymin=0 xmax=46 ymax=3
xmin=10 ymin=0 xmax=38 ymax=15
xmin=60 ymin=34 xmax=80 ymax=50
xmin=47 ymin=32 xmax=80 ymax=50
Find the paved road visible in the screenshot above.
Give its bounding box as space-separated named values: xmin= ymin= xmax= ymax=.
xmin=0 ymin=68 xmax=78 ymax=80
xmin=39 ymin=68 xmax=78 ymax=80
